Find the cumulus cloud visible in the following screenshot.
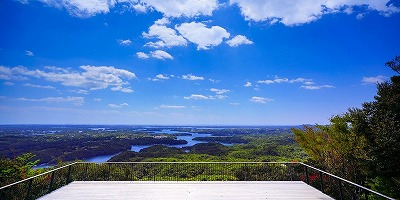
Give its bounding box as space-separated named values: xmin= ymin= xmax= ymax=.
xmin=149 ymin=74 xmax=171 ymax=81
xmin=250 ymin=96 xmax=273 ymax=104
xmin=15 ymin=96 xmax=84 ymax=105
xmin=137 ymin=0 xmax=219 ymax=18
xmin=136 ymin=50 xmax=173 ymax=60
xmin=151 ymin=50 xmax=173 ymax=60
xmin=143 ymin=19 xmax=187 ymax=48
xmin=362 ymin=75 xmax=388 ymax=84
xmin=108 ymin=103 xmax=129 ymax=108
xmin=210 ymin=88 xmax=229 ymax=94
xmin=111 ymin=85 xmax=134 ymax=93
xmin=230 ymin=0 xmax=400 ymax=26
xmin=136 ymin=52 xmax=150 ymax=59
xmin=182 ymin=74 xmax=204 ymax=81
xmin=0 ymin=65 xmax=136 ymax=93
xmin=226 ymin=35 xmax=253 ymax=47
xmin=176 ymin=22 xmax=230 ymax=50
xmin=118 ymin=39 xmax=132 ymax=46
xmin=25 ymin=50 xmax=34 ymax=56
xmin=160 ymin=105 xmax=185 ymax=109
xmin=244 ymin=81 xmax=252 ymax=87
xmin=94 ymin=98 xmax=102 ymax=101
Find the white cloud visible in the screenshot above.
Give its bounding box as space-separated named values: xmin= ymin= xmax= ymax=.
xmin=25 ymin=50 xmax=34 ymax=56
xmin=18 ymin=0 xmax=29 ymax=4
xmin=23 ymin=83 xmax=56 ymax=90
xmin=40 ymin=0 xmax=112 ymax=18
xmin=230 ymin=102 xmax=240 ymax=105
xmin=136 ymin=0 xmax=219 ymax=18
xmin=111 ymin=85 xmax=134 ymax=93
xmin=244 ymin=81 xmax=252 ymax=87
xmin=230 ymin=0 xmax=400 ymax=26
xmin=149 ymin=74 xmax=171 ymax=81
xmin=4 ymin=82 xmax=15 ymax=86
xmin=258 ymin=77 xmax=311 ymax=84
xmin=209 ymin=79 xmax=220 ymax=83
xmin=226 ymin=35 xmax=253 ymax=47
xmin=362 ymin=75 xmax=388 ymax=84
xmin=94 ymin=98 xmax=102 ymax=101
xmin=0 ymin=65 xmax=136 ymax=92
xmin=176 ymin=22 xmax=230 ymax=50
xmin=156 ymin=74 xmax=170 ymax=80
xmin=136 ymin=52 xmax=150 ymax=59
xmin=150 ymin=50 xmax=173 ymax=60
xmin=182 ymin=74 xmax=204 ymax=81
xmin=257 ymin=76 xmax=334 ymax=89
xmin=184 ymin=93 xmax=228 ymax=100
xmin=210 ymin=88 xmax=229 ymax=94
xmin=137 ymin=50 xmax=173 ymax=60
xmin=184 ymin=94 xmax=214 ymax=100
xmin=250 ymin=96 xmax=273 ymax=104
xmin=143 ymin=20 xmax=187 ymax=48
xmin=258 ymin=80 xmax=275 ymax=84
xmin=15 ymin=96 xmax=84 ymax=105
xmin=300 ymin=85 xmax=335 ymax=90
xmin=118 ymin=39 xmax=132 ymax=46
xmin=69 ymin=89 xmax=89 ymax=94
xmin=215 ymin=95 xmax=228 ymax=99
xmin=108 ymin=103 xmax=129 ymax=108
xmin=160 ymin=105 xmax=185 ymax=109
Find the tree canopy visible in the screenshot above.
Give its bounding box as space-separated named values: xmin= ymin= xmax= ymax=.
xmin=292 ymin=56 xmax=400 ymax=198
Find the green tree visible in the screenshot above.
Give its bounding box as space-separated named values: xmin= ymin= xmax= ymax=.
xmin=292 ymin=114 xmax=368 ymax=183
xmin=0 ymin=153 xmax=39 ymax=187
xmin=293 ymin=56 xmax=400 ymax=198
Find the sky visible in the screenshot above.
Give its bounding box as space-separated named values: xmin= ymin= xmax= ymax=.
xmin=0 ymin=0 xmax=399 ymax=125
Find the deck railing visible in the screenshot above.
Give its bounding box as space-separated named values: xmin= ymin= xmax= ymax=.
xmin=0 ymin=162 xmax=394 ymax=200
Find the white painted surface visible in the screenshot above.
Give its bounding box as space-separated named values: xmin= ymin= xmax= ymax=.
xmin=38 ymin=181 xmax=334 ymax=200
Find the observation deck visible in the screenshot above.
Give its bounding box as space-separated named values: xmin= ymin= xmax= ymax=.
xmin=0 ymin=162 xmax=394 ymax=200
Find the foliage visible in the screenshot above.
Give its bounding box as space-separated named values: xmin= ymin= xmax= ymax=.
xmin=292 ymin=56 xmax=400 ymax=198
xmin=0 ymin=153 xmax=41 ymax=187
xmin=292 ymin=115 xmax=368 ymax=183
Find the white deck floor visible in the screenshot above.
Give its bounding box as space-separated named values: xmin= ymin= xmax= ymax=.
xmin=38 ymin=181 xmax=334 ymax=200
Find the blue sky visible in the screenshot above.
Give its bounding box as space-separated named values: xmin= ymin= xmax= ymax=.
xmin=0 ymin=0 xmax=399 ymax=125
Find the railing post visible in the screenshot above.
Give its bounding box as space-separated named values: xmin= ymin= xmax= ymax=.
xmin=365 ymin=189 xmax=369 ymax=200
xmin=66 ymin=165 xmax=72 ymax=185
xmin=319 ymin=171 xmax=324 ymax=193
xmin=289 ymin=164 xmax=293 ymax=181
xmin=48 ymin=171 xmax=55 ymax=193
xmin=304 ymin=165 xmax=309 ymax=184
xmin=338 ymin=179 xmax=343 ymax=200
xmin=108 ymin=163 xmax=111 ymax=181
xmin=84 ymin=163 xmax=88 ymax=181
xmin=25 ymin=178 xmax=33 ymax=200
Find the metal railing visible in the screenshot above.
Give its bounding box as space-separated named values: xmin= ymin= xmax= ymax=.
xmin=0 ymin=162 xmax=394 ymax=200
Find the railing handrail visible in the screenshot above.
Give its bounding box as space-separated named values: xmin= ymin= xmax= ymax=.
xmin=0 ymin=162 xmax=78 ymax=190
xmin=299 ymin=163 xmax=395 ymax=200
xmin=0 ymin=161 xmax=395 ymax=200
xmin=79 ymin=161 xmax=301 ymax=164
